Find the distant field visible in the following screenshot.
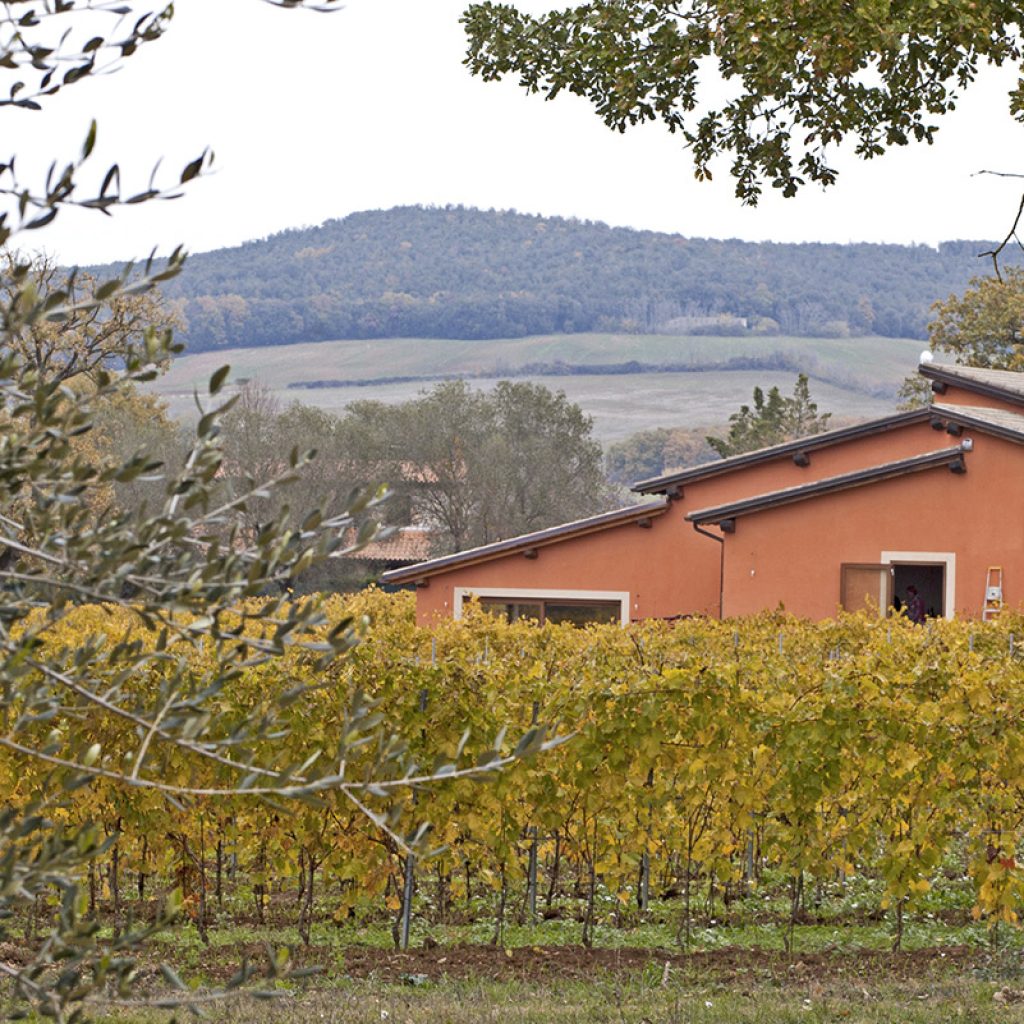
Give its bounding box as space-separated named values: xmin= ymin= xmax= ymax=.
xmin=152 ymin=333 xmax=923 ymax=443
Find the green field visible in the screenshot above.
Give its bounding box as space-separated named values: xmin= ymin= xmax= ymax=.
xmin=152 ymin=333 xmax=923 ymax=443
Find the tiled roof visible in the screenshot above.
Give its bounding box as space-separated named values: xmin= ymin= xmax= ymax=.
xmin=931 ymin=402 xmax=1024 ymax=441
xmin=380 ymin=499 xmax=669 ymax=584
xmin=919 ymin=362 xmax=1024 ymax=405
xmin=342 ymin=526 xmax=435 ymax=564
xmin=686 ymin=446 xmax=968 ymax=527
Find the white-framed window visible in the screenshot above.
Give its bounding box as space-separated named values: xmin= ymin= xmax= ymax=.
xmin=881 ymin=550 xmax=956 ymax=620
xmin=453 ymin=587 xmax=631 ymax=626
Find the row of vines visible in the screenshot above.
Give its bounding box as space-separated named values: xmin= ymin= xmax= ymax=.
xmin=16 ymin=590 xmax=1024 ymax=950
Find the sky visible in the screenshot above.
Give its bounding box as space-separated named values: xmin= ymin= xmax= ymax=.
xmin=7 ymin=0 xmax=1024 ymax=266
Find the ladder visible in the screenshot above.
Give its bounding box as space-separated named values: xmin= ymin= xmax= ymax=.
xmin=983 ymin=566 xmax=1004 ymax=622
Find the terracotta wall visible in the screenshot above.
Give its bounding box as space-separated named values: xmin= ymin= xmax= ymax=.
xmin=411 ymin=416 xmax=1021 ymax=625
xmin=679 ymin=419 xmax=948 ymax=512
xmin=931 ymin=383 xmax=1024 ymax=415
xmin=718 ymin=431 xmax=1024 ymax=619
xmin=413 ymin=507 xmax=720 ymax=625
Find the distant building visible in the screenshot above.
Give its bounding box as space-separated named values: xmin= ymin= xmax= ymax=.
xmin=342 ymin=524 xmax=435 ymax=583
xmin=382 ymin=362 xmax=1024 ymax=623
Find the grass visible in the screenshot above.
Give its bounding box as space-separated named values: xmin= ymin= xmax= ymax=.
xmin=25 ymin=867 xmax=1024 ymax=1022
xmin=139 ymin=870 xmax=1013 ymax=960
xmin=149 ymin=332 xmax=922 ymax=442
xmin=98 ymin=967 xmax=1024 ymax=1024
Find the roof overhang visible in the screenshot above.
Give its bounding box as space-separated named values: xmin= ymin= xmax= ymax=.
xmin=632 ymin=409 xmax=931 ymax=495
xmin=380 ymin=499 xmax=669 ymax=585
xmin=919 ymin=362 xmax=1024 ymax=408
xmin=687 ymin=446 xmax=969 ymax=527
xmin=929 ymin=403 xmax=1024 ymax=444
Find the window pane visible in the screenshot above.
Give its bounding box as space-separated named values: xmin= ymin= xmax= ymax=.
xmin=478 ymin=599 xmax=513 ymax=621
xmin=545 ymin=602 xmax=620 ymax=626
xmin=478 ymin=599 xmax=542 ymax=622
xmin=510 ymin=603 xmax=543 ymax=623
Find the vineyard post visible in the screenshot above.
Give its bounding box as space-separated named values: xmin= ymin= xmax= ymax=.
xmin=138 ymin=835 xmax=147 ymax=901
xmin=399 ymin=686 xmax=431 ymax=950
xmin=526 ymin=700 xmax=540 ymax=920
xmin=399 ymin=853 xmax=415 ymax=950
xmin=216 ymin=838 xmax=223 ymax=908
xmin=1011 ymin=633 xmax=1016 ymax=656
xmin=526 ymin=827 xmax=538 ymax=920
xmin=638 ymin=767 xmax=654 ymax=912
xmin=110 ymin=818 xmax=122 ymax=928
xmin=198 ymin=815 xmax=209 ymax=946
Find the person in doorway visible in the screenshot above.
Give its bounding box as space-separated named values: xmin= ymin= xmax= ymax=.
xmin=905 ymin=584 xmax=926 ymax=625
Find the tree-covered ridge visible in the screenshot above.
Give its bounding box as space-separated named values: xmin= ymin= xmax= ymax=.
xmin=104 ymin=207 xmax=1021 ymax=352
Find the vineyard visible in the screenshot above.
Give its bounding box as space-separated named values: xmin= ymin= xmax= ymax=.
xmin=17 ymin=590 xmax=1024 ymax=962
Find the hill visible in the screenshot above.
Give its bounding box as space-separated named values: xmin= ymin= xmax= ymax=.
xmin=150 ymin=332 xmax=922 ymax=443
xmin=128 ymin=206 xmax=1015 ymax=353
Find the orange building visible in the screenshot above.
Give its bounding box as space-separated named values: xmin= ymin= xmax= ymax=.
xmin=381 ymin=362 xmax=1024 ymax=623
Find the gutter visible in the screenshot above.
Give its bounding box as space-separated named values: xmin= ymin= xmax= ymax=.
xmin=691 ymin=521 xmax=725 ymax=620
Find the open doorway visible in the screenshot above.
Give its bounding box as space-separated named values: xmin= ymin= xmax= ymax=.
xmin=892 ymin=564 xmax=945 ymax=620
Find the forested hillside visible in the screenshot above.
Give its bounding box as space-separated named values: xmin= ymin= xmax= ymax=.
xmin=127 ymin=206 xmax=1015 ymax=352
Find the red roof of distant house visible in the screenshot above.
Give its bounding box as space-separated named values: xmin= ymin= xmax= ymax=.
xmin=343 ymin=525 xmax=435 ymax=564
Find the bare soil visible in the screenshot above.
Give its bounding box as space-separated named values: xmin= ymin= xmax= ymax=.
xmin=178 ymin=941 xmax=983 ymax=986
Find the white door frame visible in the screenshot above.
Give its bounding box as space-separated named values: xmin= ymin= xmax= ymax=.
xmin=881 ymin=551 xmax=956 ymax=620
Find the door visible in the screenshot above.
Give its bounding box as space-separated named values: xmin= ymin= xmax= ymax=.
xmin=840 ymin=563 xmax=894 ymax=616
xmin=891 ymin=563 xmax=945 ymax=620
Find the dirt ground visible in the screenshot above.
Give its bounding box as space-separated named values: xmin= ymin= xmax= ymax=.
xmin=146 ymin=941 xmax=982 ymax=986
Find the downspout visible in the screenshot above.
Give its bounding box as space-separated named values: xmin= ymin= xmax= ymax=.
xmin=691 ymin=521 xmax=725 ymax=620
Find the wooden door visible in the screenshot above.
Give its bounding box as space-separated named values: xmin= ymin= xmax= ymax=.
xmin=840 ymin=563 xmax=893 ymax=616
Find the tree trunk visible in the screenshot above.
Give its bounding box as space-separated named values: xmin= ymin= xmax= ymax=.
xmin=545 ymin=832 xmax=561 ymax=911
xmin=109 ymin=822 xmax=121 ymax=928
xmin=785 ymin=873 xmax=803 ymax=955
xmin=138 ymin=835 xmax=147 ymax=901
xmin=491 ymin=862 xmax=507 ymax=947
xmin=298 ymin=849 xmax=316 ymax=946
xmin=582 ymin=859 xmax=597 ymax=948
xmin=216 ymin=839 xmax=223 ymax=908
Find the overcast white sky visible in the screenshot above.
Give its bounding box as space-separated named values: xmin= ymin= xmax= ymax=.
xmin=8 ymin=0 xmax=1024 ymax=266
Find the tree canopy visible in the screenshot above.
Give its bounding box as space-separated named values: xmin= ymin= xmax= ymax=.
xmin=929 ymin=268 xmax=1024 ymax=371
xmin=605 ymin=425 xmax=716 ymax=485
xmin=462 ymin=1 xmax=1024 ymax=202
xmin=334 ymin=380 xmax=617 ymax=553
xmin=0 ymin=4 xmax=554 ymax=1020
xmin=147 ymin=207 xmax=1016 ymax=350
xmin=706 ymin=373 xmax=831 ymax=458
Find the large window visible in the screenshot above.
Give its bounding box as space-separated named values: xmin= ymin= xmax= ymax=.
xmin=453 ymin=588 xmax=631 ymax=626
xmin=479 ymin=597 xmax=621 ymax=626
